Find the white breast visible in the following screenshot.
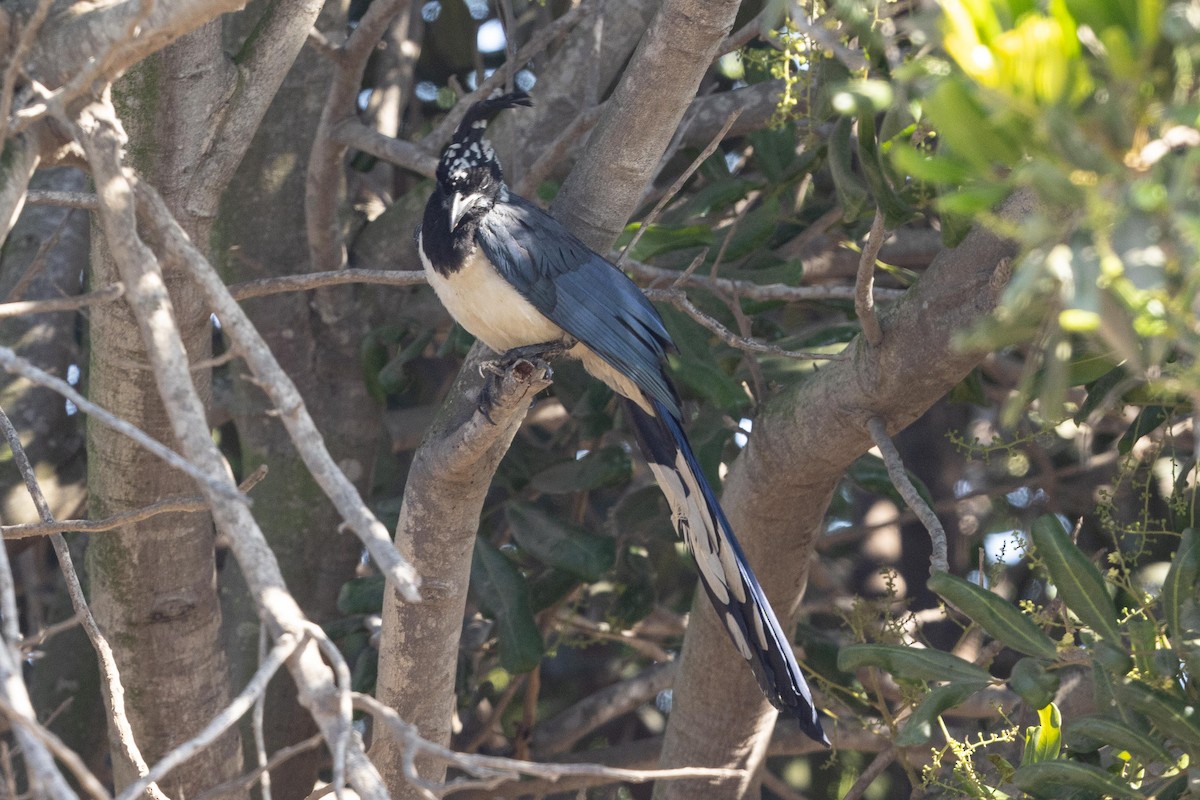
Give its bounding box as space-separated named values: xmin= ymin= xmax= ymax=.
xmin=419 ymin=235 xmax=565 ymax=353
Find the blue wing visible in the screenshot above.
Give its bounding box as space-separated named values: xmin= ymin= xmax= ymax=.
xmin=474 ymin=195 xmax=680 ymax=416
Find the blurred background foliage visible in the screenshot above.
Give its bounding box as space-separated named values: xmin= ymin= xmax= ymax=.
xmin=318 ymin=0 xmax=1200 ymax=796
xmin=4 ymin=0 xmax=1199 ymax=796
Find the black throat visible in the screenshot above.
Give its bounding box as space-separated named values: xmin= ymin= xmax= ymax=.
xmin=420 ymin=185 xmax=478 ymax=277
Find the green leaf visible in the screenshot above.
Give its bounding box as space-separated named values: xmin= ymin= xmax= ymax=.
xmin=1064 ymin=715 xmax=1175 ymax=764
xmin=351 ymin=646 xmax=378 ymax=694
xmin=471 ymin=537 xmax=543 ymax=673
xmin=619 ymin=223 xmax=715 ymax=261
xmin=529 ymin=447 xmax=632 ymax=494
xmin=1021 ymin=702 xmax=1062 ymax=765
xmin=856 ymin=108 xmax=916 ymax=228
xmin=1117 ymin=404 xmax=1172 ymax=455
xmin=337 ymin=575 xmax=385 ymax=615
xmin=837 ymin=643 xmax=993 ymax=684
xmin=666 ymin=353 xmax=748 ymax=413
xmin=1030 ymin=514 xmax=1121 ymax=642
xmin=1013 ymin=761 xmax=1143 ymax=800
xmin=828 ymin=116 xmax=871 ymax=223
xmin=1112 ymin=679 xmax=1200 ymax=749
xmin=1009 ymin=658 xmax=1061 ymax=710
xmin=528 ymin=568 xmax=582 ymax=613
xmin=929 ymin=572 xmax=1059 ymax=659
xmin=1163 ymin=528 xmax=1200 ymax=652
xmin=505 ymin=502 xmax=616 ymax=582
xmin=896 ymin=681 xmax=988 ymax=746
xmin=748 ymin=125 xmax=798 ymax=180
xmin=683 ymin=177 xmax=758 ymax=216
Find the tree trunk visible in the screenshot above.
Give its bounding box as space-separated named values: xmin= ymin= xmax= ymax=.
xmin=85 ymin=24 xmax=243 ymax=796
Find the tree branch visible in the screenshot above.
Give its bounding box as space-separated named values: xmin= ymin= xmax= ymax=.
xmin=855 ymin=210 xmax=887 ymax=347
xmin=867 ymin=416 xmax=949 ymax=574
xmin=184 ymin=0 xmax=326 ymax=220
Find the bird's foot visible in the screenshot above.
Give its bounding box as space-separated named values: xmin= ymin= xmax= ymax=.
xmin=476 ymin=341 xmax=568 ymax=424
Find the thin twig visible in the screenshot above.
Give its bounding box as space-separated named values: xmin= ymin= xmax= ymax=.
xmin=0 ymin=346 xmax=248 ymax=505
xmin=114 ymin=633 xmax=303 ymax=800
xmin=841 ymin=746 xmax=896 ymax=800
xmin=1 ymin=465 xmax=268 ymax=539
xmin=855 ymin=210 xmax=887 ymax=347
xmin=867 ymin=416 xmax=949 ymax=574
xmin=0 ymin=407 xmax=107 ymax=799
xmin=617 ymin=109 xmax=743 ymax=268
xmin=625 ymin=258 xmax=905 ymax=303
xmin=0 ymin=283 xmax=123 ymax=319
xmin=0 ymin=0 xmax=54 ymax=145
xmin=354 ymin=692 xmax=743 ymax=798
xmin=22 ymin=190 xmax=99 ymax=210
xmin=193 ymin=734 xmax=324 ymax=800
xmin=2 ymin=207 xmax=78 ymax=303
xmin=253 ymin=625 xmax=273 ymax=800
xmin=645 ymin=288 xmax=840 ymax=361
xmin=0 ymin=694 xmax=109 ymax=800
xmin=228 ymin=268 xmax=427 ymax=301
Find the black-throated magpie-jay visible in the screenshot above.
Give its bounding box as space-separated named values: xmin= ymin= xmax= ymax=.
xmin=417 ymin=91 xmax=826 ymax=744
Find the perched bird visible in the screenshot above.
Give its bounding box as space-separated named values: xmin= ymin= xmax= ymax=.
xmin=418 ymin=91 xmax=827 ymax=744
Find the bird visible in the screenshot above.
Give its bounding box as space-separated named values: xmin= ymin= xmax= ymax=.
xmin=417 ymin=91 xmax=827 ymax=745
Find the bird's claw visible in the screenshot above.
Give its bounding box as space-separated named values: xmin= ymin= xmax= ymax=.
xmin=476 ymin=342 xmax=564 ymax=424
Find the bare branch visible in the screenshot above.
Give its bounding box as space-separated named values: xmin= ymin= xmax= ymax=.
xmin=841 ymin=747 xmax=896 ymax=800
xmin=193 ymin=734 xmax=324 ymax=800
xmin=0 ymin=282 xmax=123 ymax=319
xmin=867 ymin=416 xmax=949 ymax=574
xmin=132 ymin=178 xmax=420 ymax=600
xmin=23 ymin=0 xmax=247 ymax=99
xmin=855 ymin=210 xmax=887 ymax=347
xmin=0 ymin=132 xmax=41 ymax=248
xmin=0 ymin=0 xmax=54 ymax=145
xmin=645 ymin=287 xmax=840 ymax=361
xmin=2 ymin=207 xmax=80 ymax=303
xmin=1 ymin=465 xmax=268 ymax=540
xmin=114 ymin=633 xmax=302 ymax=800
xmin=24 ymin=190 xmax=98 ymax=209
xmin=625 ymin=258 xmax=906 ymax=303
xmin=0 ymin=407 xmax=112 ymax=799
xmin=330 ymin=120 xmax=439 ymax=179
xmin=307 ymin=0 xmax=412 ymax=271
xmin=0 ymin=695 xmax=106 ymax=800
xmin=531 ymin=662 xmax=676 ymax=758
xmin=229 ymin=267 xmax=427 ymax=301
xmin=0 ymin=344 xmax=246 ymax=504
xmin=355 ymin=692 xmax=743 ymax=798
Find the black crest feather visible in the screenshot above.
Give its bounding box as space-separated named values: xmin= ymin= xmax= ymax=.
xmin=454 ymin=91 xmax=533 ymax=140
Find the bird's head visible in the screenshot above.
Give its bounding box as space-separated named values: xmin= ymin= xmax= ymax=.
xmin=436 ymin=91 xmax=532 ymax=232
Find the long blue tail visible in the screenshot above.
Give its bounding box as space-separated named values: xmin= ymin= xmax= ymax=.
xmin=625 ymin=397 xmax=827 ymax=744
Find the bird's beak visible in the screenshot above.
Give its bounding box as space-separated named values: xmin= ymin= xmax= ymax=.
xmin=449 ymin=192 xmax=486 ymax=231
